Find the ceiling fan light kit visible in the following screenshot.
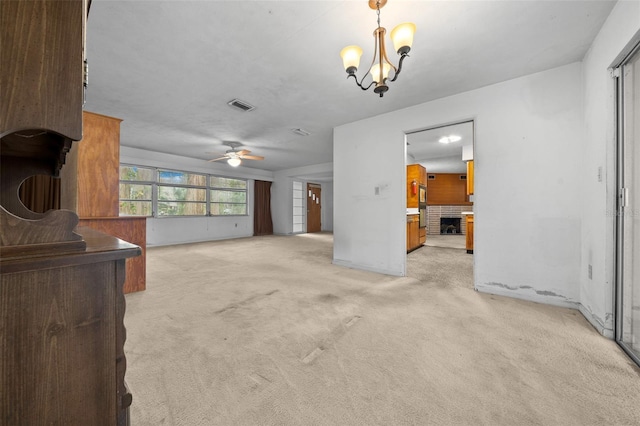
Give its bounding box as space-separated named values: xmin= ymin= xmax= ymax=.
xmin=208 ymin=141 xmax=265 ymax=167
xmin=227 ymin=157 xmax=242 ymax=167
xmin=340 ymin=0 xmax=416 ymax=97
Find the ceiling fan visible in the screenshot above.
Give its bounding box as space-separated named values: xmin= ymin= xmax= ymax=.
xmin=208 ymin=141 xmax=264 ymax=167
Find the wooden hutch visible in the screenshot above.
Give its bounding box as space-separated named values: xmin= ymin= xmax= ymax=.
xmin=1 ymin=1 xmax=138 ymax=424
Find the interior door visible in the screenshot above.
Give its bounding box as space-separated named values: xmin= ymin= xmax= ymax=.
xmin=307 ymin=183 xmax=321 ymax=233
xmin=617 ymin=45 xmax=640 ymax=366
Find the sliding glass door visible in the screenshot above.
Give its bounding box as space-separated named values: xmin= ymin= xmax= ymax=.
xmin=617 ymin=44 xmax=640 ymax=366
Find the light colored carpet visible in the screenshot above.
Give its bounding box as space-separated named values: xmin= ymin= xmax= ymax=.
xmin=424 ymin=234 xmax=466 ymax=249
xmin=124 ymin=233 xmax=640 ymax=425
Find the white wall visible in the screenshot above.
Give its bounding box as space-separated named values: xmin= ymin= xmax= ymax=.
xmin=581 ymin=1 xmax=640 ymax=337
xmin=335 ymin=62 xmax=584 ymax=304
xmin=271 ymin=175 xmax=293 ymax=235
xmin=321 ymin=182 xmax=334 ymax=232
xmin=334 ymin=122 xmax=408 ymax=276
xmin=120 ymin=147 xmax=273 ymax=246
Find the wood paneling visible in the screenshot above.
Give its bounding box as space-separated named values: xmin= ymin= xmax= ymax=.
xmin=426 ymin=173 xmax=472 ymax=206
xmin=79 ymin=217 xmax=147 ymax=293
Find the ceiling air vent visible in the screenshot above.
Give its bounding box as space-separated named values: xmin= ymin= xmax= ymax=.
xmin=291 ymin=128 xmax=311 ymax=136
xmin=227 ymin=98 xmax=255 ymax=112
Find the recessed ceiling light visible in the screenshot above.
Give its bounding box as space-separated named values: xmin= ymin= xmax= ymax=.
xmin=439 ymin=135 xmax=462 ymax=144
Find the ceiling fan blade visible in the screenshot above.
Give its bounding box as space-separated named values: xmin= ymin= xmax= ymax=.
xmin=208 ymin=156 xmax=228 ymax=162
xmin=241 ymin=155 xmax=264 ymax=161
xmin=236 ymin=149 xmax=251 ymax=156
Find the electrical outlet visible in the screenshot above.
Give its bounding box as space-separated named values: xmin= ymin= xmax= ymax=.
xmin=374 ymin=186 xmax=380 ymax=195
xmin=597 ymin=166 xmax=603 ymax=182
xmin=588 ymin=264 xmax=593 ymax=280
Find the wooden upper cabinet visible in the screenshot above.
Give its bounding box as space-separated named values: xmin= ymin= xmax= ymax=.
xmin=61 ymin=112 xmax=122 ymax=217
xmin=0 ymin=0 xmax=87 ymax=141
xmin=467 ymin=160 xmax=474 ymax=195
xmin=407 ymin=164 xmax=426 ymax=208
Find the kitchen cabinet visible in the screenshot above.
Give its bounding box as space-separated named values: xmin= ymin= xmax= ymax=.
xmin=466 ymin=215 xmax=474 ymax=254
xmin=467 ymin=160 xmax=474 ymax=195
xmin=407 ymin=214 xmax=421 ymax=252
xmin=407 ymin=164 xmax=427 ymax=208
xmin=419 ymin=227 xmax=426 ymax=245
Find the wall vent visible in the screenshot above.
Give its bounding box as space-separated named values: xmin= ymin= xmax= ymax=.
xmin=227 ymin=98 xmax=255 ymax=112
xmin=428 ymin=175 xmax=436 ymax=180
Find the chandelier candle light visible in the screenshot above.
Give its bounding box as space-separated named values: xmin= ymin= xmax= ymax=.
xmin=340 ymin=0 xmax=416 ymax=97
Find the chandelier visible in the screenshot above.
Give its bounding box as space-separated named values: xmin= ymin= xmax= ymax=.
xmin=340 ymin=0 xmax=416 ymax=97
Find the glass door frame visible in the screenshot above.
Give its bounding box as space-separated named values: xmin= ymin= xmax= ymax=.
xmin=615 ymin=41 xmax=640 ymax=367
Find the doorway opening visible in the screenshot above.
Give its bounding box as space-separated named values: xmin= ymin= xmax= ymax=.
xmin=406 ymin=120 xmax=474 ymax=246
xmin=405 ymin=120 xmax=475 ymax=279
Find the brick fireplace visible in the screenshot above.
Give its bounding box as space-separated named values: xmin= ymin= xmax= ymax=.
xmin=427 ymin=205 xmax=469 ymax=235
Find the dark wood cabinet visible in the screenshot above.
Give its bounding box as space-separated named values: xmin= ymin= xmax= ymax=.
xmin=1 ymin=227 xmax=139 ymax=425
xmin=1 ymin=0 xmax=86 ymax=143
xmin=1 ymin=1 xmax=138 ymax=423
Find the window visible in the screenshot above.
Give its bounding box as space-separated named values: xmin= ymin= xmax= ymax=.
xmin=119 ymin=166 xmax=154 ymax=216
xmin=292 ymin=181 xmax=304 ymax=233
xmin=118 ymin=165 xmax=248 ymax=217
xmin=157 ymin=170 xmax=207 ymax=216
xmin=210 ymin=176 xmax=247 ymax=215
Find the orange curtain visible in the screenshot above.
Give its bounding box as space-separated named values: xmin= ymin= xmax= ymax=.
xmin=253 ymin=180 xmax=273 ymax=236
xmin=19 ymin=175 xmax=61 ymax=213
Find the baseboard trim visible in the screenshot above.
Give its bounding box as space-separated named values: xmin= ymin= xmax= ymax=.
xmin=578 ymin=304 xmax=614 ymax=339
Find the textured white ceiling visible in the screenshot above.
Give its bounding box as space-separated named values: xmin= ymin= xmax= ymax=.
xmin=84 ymin=0 xmax=616 ymax=173
xmin=407 ymin=121 xmax=473 ymax=173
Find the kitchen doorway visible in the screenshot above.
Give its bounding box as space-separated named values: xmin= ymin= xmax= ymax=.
xmin=405 ymin=120 xmax=474 ymax=252
xmin=307 ymin=183 xmax=322 ymax=233
xmin=615 ymin=42 xmax=640 ymax=367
